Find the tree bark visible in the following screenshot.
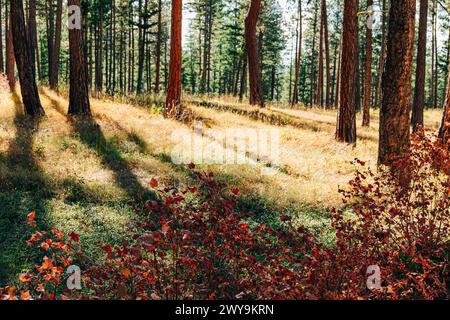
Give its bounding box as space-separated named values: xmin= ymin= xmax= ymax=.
xmin=27 ymin=0 xmax=38 ymax=79
xmin=362 ymin=0 xmax=373 ymax=127
xmin=336 ymin=0 xmax=358 ymax=144
xmin=309 ymin=3 xmax=318 ymax=106
xmin=439 ymin=34 xmax=450 ymax=145
xmin=136 ymin=0 xmax=147 ymax=95
xmin=49 ymin=0 xmax=62 ymax=89
xmin=10 ymin=0 xmax=44 ymax=116
xmin=315 ymin=4 xmax=324 ymax=107
xmin=323 ymin=0 xmax=331 ymax=107
xmin=378 ymin=0 xmax=416 ymax=165
xmin=95 ymin=4 xmax=104 ymax=93
xmin=154 ymin=0 xmax=162 ymax=93
xmin=411 ymin=0 xmax=428 ymax=132
xmin=165 ymin=0 xmax=182 ymax=117
xmin=0 ymin=0 xmax=3 ymax=73
xmin=7 ymin=13 xmax=15 ymax=89
xmin=291 ymin=0 xmax=303 ymax=106
xmin=239 ymin=51 xmax=247 ymax=102
xmin=68 ymin=0 xmax=91 ymax=115
xmin=47 ymin=0 xmax=54 ymax=80
xmin=245 ymin=0 xmax=264 ymax=108
xmin=375 ymin=0 xmax=387 ymax=108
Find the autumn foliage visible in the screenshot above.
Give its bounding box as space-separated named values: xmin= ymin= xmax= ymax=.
xmin=1 ymin=132 xmax=449 ymax=300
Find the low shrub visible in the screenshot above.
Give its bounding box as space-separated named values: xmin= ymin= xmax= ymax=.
xmin=305 ymin=131 xmax=450 ymax=299
xmin=1 ymin=131 xmax=449 ymax=300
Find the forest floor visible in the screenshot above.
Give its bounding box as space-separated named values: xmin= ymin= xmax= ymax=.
xmin=0 ymin=87 xmax=443 ymax=284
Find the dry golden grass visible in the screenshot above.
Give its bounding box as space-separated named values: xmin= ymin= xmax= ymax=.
xmin=0 ymin=88 xmax=444 ymax=280
xmin=1 ymin=88 xmax=444 ymax=212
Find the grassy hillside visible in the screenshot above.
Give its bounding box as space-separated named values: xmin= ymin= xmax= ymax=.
xmin=0 ymin=88 xmax=443 ymax=285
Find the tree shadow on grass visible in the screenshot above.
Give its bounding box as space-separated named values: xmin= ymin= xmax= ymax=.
xmin=0 ymin=91 xmax=52 ymax=285
xmin=41 ymin=90 xmax=153 ymax=201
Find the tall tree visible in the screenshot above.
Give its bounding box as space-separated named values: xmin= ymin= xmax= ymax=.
xmin=291 ymin=0 xmax=302 ymax=106
xmin=362 ymin=0 xmax=373 ymax=127
xmin=6 ymin=12 xmax=15 ymax=89
xmin=378 ymin=0 xmax=416 ymax=165
xmin=165 ymin=0 xmax=182 ymax=116
xmin=309 ymin=2 xmax=318 ymax=106
xmin=49 ymin=0 xmax=63 ymax=89
xmin=439 ymin=36 xmax=450 ymax=145
xmin=27 ymin=0 xmax=38 ymax=79
xmin=411 ymin=0 xmax=428 ymax=132
xmin=315 ymin=1 xmax=324 ymax=107
xmin=336 ymin=0 xmax=358 ymax=144
xmin=374 ymin=0 xmax=387 ymax=107
xmin=0 ymin=0 xmax=3 ymax=73
xmin=245 ymin=0 xmax=264 ymax=108
xmin=154 ymin=0 xmax=162 ymax=93
xmin=10 ymin=0 xmax=44 ymax=116
xmin=47 ymin=0 xmax=54 ymax=79
xmin=95 ymin=2 xmax=104 ymax=93
xmin=68 ymin=0 xmax=91 ymax=115
xmin=322 ymin=0 xmax=330 ymax=107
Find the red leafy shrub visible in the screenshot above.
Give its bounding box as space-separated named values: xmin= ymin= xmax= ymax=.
xmin=86 ymin=170 xmax=311 ymax=299
xmin=0 ymin=212 xmax=84 ymax=300
xmin=2 ymin=132 xmax=449 ymax=300
xmin=305 ymin=131 xmax=449 ymax=299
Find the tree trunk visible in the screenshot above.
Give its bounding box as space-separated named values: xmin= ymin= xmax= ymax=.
xmin=10 ymin=0 xmax=44 ymax=116
xmin=439 ymin=33 xmax=450 ymax=145
xmin=323 ymin=0 xmax=331 ymax=107
xmin=27 ymin=0 xmax=38 ymax=79
xmin=49 ymin=0 xmax=62 ymax=89
xmin=378 ymin=0 xmax=415 ymax=165
xmin=315 ymin=5 xmax=324 ymax=107
xmin=68 ymin=0 xmax=91 ymax=115
xmin=136 ymin=0 xmax=146 ymax=94
xmin=309 ymin=4 xmax=318 ymax=106
xmin=291 ymin=0 xmax=302 ymax=106
xmin=0 ymin=0 xmax=3 ymax=73
xmin=239 ymin=52 xmax=247 ymax=102
xmin=375 ymin=0 xmax=387 ymax=108
xmin=245 ymin=0 xmax=264 ymax=108
xmin=334 ymin=33 xmax=342 ymax=108
xmin=95 ymin=4 xmax=104 ymax=93
xmin=362 ymin=0 xmax=373 ymax=127
xmin=7 ymin=13 xmax=15 ymax=89
xmin=154 ymin=0 xmax=162 ymax=93
xmin=47 ymin=0 xmax=54 ymax=80
xmin=336 ymin=0 xmax=358 ymax=144
xmin=411 ymin=0 xmax=428 ymax=132
xmin=165 ymin=0 xmax=182 ymax=117
xmin=429 ymin=1 xmax=436 ymax=107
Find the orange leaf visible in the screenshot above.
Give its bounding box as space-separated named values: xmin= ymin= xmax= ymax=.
xmin=20 ymin=291 xmax=31 ymax=300
xmin=42 ymin=257 xmax=53 ymax=270
xmin=161 ymin=223 xmax=170 ymax=234
xmin=19 ymin=274 xmax=31 ymax=283
xmin=121 ymin=268 xmax=132 ymax=278
xmin=39 ymin=242 xmax=50 ymax=251
xmin=26 ymin=211 xmax=36 ymax=226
